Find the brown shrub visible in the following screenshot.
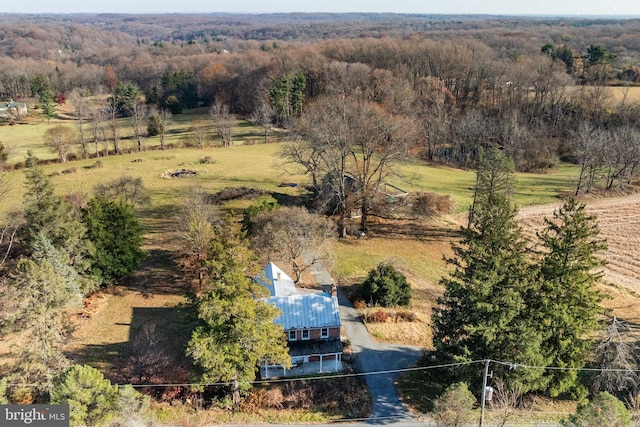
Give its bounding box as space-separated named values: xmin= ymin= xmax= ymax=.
xmin=199 ymin=156 xmax=215 ymax=164
xmin=242 ymin=387 xmax=284 ymax=411
xmin=394 ymin=311 xmax=418 ymax=322
xmin=61 ymin=167 xmax=78 ymax=174
xmin=366 ymin=310 xmax=389 ymax=323
xmin=206 ymin=186 xmax=267 ymax=204
xmin=412 ymin=192 xmax=453 ymax=217
xmin=353 ymin=300 xmax=366 ymax=309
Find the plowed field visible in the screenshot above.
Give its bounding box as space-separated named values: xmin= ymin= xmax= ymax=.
xmin=517 ymin=193 xmax=640 ymax=324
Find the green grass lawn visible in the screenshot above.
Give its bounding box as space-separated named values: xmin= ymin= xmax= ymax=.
xmin=391 ymin=158 xmax=578 ymax=214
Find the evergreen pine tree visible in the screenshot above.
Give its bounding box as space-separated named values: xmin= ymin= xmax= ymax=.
xmin=432 ymin=148 xmax=546 ymax=392
xmin=82 ymin=196 xmax=145 ymax=284
xmin=2 ymin=254 xmax=81 ymax=392
xmin=531 ymin=197 xmax=606 ymax=397
xmin=51 ymin=364 xmax=119 ymax=427
xmin=21 ymin=155 xmax=93 ymax=278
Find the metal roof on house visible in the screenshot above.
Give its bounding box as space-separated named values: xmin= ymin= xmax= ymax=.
xmin=255 ymin=262 xmax=297 ymax=297
xmin=265 ymin=293 xmax=341 ymax=330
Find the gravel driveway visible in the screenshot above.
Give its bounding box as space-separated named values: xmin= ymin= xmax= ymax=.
xmin=308 ymin=257 xmax=424 ymax=424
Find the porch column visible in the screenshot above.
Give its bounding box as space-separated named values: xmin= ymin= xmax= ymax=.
xmin=320 ymin=354 xmax=323 ymax=373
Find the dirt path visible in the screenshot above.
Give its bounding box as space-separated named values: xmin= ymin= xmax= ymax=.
xmin=65 ymin=212 xmax=192 ymax=382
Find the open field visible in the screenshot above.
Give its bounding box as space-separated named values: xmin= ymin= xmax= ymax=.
xmin=517 ymin=193 xmax=640 ymax=324
xmin=568 ymin=85 xmax=640 ymax=107
xmin=0 ymin=106 xmax=277 ymax=165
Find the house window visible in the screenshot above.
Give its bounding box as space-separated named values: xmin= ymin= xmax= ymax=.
xmin=289 ymin=330 xmax=297 ymax=341
xmin=302 ymin=329 xmax=310 ymax=340
xmin=321 ymin=328 xmax=329 ymax=339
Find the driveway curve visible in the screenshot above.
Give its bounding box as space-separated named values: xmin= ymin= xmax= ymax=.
xmin=308 ymin=259 xmax=424 ymax=424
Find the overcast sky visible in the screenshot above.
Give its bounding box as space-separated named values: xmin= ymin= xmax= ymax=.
xmin=4 ymin=0 xmax=640 ymax=16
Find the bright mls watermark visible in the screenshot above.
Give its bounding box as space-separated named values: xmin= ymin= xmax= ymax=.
xmin=1 ymin=405 xmax=69 ymax=426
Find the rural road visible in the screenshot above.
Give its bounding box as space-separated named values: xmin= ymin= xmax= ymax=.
xmin=308 ymin=260 xmax=424 ymax=425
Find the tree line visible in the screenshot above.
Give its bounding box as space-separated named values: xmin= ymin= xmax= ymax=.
xmin=0 ymin=156 xmax=146 ymax=409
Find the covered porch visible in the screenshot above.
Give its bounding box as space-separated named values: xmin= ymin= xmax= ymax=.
xmin=260 ymin=354 xmax=343 ymax=379
xmin=261 ymin=339 xmax=344 ymax=379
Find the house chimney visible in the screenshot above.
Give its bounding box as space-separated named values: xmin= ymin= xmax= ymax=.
xmin=276 ymin=272 xmax=281 ymax=281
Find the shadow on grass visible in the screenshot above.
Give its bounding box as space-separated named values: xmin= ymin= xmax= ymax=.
xmin=271 ymin=191 xmax=312 ymax=207
xmin=67 ymin=305 xmax=195 ymax=385
xmin=117 ymin=248 xmax=188 ymax=296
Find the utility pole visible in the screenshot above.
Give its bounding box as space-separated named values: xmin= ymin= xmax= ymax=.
xmin=479 ymin=359 xmax=491 ymax=427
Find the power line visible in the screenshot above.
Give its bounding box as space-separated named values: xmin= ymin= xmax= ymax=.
xmin=6 ymin=360 xmax=485 ymax=388
xmin=7 ymin=357 xmax=640 ymax=389
xmin=493 ymin=359 xmax=640 ymax=373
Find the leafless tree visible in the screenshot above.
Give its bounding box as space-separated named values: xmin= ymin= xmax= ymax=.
xmin=250 ymin=206 xmax=334 ymax=284
xmin=347 ymin=99 xmax=413 ymax=231
xmin=209 ymin=102 xmax=234 ymax=147
xmin=130 ymin=99 xmax=148 ymax=152
xmin=603 ymin=127 xmax=640 ymax=190
xmin=89 ymin=108 xmax=106 ymax=157
xmin=69 ymin=89 xmax=90 ymax=158
xmin=0 ymin=210 xmax=20 ymax=270
xmin=106 ymin=94 xmax=120 ymax=154
xmin=185 ymin=119 xmax=211 ymax=148
xmin=590 ymin=316 xmax=639 ymax=396
xmin=573 ymin=123 xmax=607 ymax=196
xmin=44 ymin=125 xmax=76 ymax=163
xmin=129 ymin=322 xmax=170 ymax=383
xmin=490 ymin=378 xmax=528 ymax=427
xmin=288 ymin=95 xmax=352 ymax=237
xmin=250 ymin=100 xmax=274 ymax=144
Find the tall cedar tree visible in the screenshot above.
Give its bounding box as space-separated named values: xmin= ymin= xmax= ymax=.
xmin=432 ymin=148 xmax=547 ymax=392
xmin=1 ymin=236 xmax=85 ymax=392
xmin=82 ymin=196 xmax=145 ymax=284
xmin=204 ymin=213 xmax=258 ymax=286
xmin=187 ymin=272 xmax=290 ymax=405
xmin=21 ymin=156 xmax=95 ymax=291
xmin=530 ymin=197 xmax=606 ymax=397
xmin=188 ymin=216 xmax=289 ymax=404
xmin=187 ymin=223 xmax=290 ymax=405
